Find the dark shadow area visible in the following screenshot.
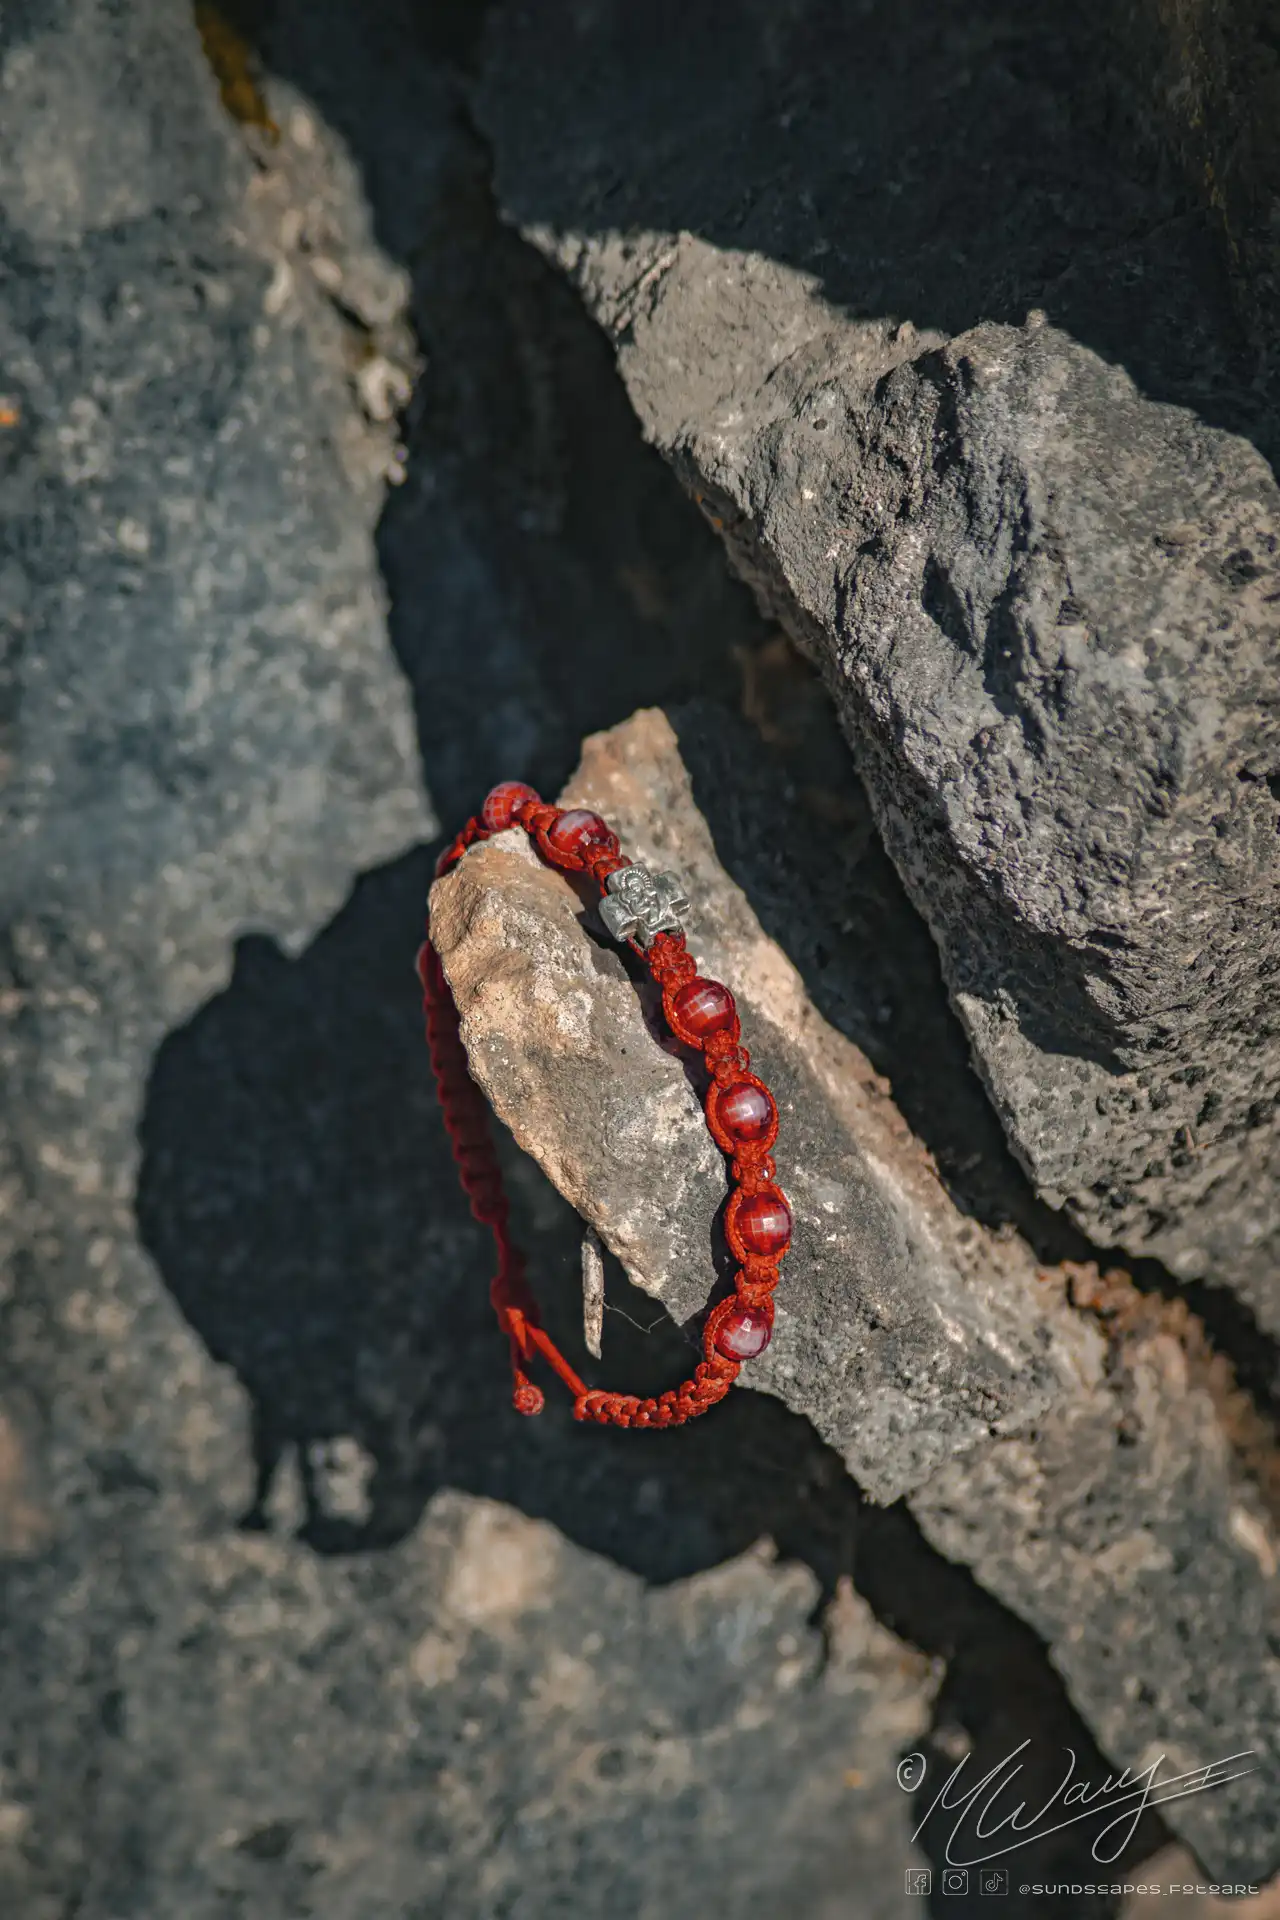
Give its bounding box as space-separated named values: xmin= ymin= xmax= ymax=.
xmin=135 ymin=841 xmax=1164 ymax=1907
xmin=473 ymin=0 xmax=1277 ymax=472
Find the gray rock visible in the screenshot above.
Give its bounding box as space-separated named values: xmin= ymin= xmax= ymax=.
xmin=0 ymin=6 xmax=937 ymax=1916
xmin=0 ymin=0 xmax=427 ymax=989
xmin=476 ymin=0 xmax=1280 ymax=1335
xmin=2 ymin=0 xmax=1267 ymax=1908
xmin=431 ymin=706 xmax=1280 ymax=1880
xmin=431 ymin=710 xmax=1102 ymax=1504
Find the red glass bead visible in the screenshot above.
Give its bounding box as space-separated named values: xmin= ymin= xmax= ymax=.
xmin=481 ymin=781 xmax=540 ymax=831
xmin=718 ymin=1082 xmax=774 ymax=1144
xmin=545 ymin=808 xmax=615 ymax=859
xmin=736 ymin=1191 xmax=792 ymax=1257
xmin=714 ymin=1301 xmax=773 ymax=1360
xmin=672 ymin=977 xmax=736 ymax=1040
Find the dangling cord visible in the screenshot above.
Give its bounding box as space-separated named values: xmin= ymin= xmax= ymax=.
xmin=419 ymin=783 xmax=791 ymax=1428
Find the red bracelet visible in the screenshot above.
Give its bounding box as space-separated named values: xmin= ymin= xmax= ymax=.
xmin=417 ymin=781 xmax=792 ymax=1429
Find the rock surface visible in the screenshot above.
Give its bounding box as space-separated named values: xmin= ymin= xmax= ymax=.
xmin=432 ymin=712 xmax=1101 ymax=1504
xmin=476 ymin=0 xmax=1280 ymax=1336
xmin=433 ymin=706 xmax=1280 ymax=1880
xmin=0 ymin=5 xmax=939 ymax=1916
xmin=3 ymin=0 xmax=1273 ymax=1909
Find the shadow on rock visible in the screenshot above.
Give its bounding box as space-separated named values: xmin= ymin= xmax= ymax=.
xmin=135 ymin=836 xmax=1164 ymax=1896
xmin=474 ymin=0 xmax=1277 ymax=470
xmin=127 ymin=0 xmax=1173 ymax=1896
xmin=134 ymin=838 xmax=835 ymax=1573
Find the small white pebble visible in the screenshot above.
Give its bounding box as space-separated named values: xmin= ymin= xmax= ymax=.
xmin=116 ymin=517 xmax=150 ymax=555
xmin=263 ymin=256 xmax=292 ymax=316
xmin=310 ymin=254 xmax=343 ymax=294
xmin=356 ymin=354 xmax=413 ymax=424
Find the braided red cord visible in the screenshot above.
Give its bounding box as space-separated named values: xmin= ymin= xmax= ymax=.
xmin=417 ymin=785 xmax=791 ymax=1428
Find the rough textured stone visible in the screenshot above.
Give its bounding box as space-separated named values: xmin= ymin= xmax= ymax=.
xmin=476 ymin=0 xmax=1280 ymax=1336
xmin=0 ymin=6 xmax=943 ymax=1916
xmin=433 ymin=706 xmax=1280 ymax=1880
xmin=0 ymin=0 xmax=427 ymax=993
xmin=2 ymin=0 xmax=1268 ymax=1909
xmin=1122 ymin=1845 xmax=1280 ymax=1915
xmin=432 ymin=711 xmax=1102 ymax=1504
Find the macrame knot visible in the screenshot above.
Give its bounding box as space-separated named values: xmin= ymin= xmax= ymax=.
xmin=702 ymin=1030 xmax=744 ymax=1071
xmin=732 ymin=1151 xmax=776 ymax=1188
xmin=518 ymin=800 xmax=560 ymax=836
xmin=647 ymin=932 xmax=698 ymax=987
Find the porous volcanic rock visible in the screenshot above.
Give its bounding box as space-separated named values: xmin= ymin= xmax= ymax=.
xmin=431 ymin=706 xmax=1280 ymax=1880
xmin=0 ymin=6 xmax=937 ymax=1916
xmin=430 ymin=717 xmax=1101 ymax=1505
xmin=476 ymin=0 xmax=1280 ymax=1336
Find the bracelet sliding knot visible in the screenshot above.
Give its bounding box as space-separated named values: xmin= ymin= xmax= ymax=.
xmin=420 ymin=782 xmax=793 ymax=1429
